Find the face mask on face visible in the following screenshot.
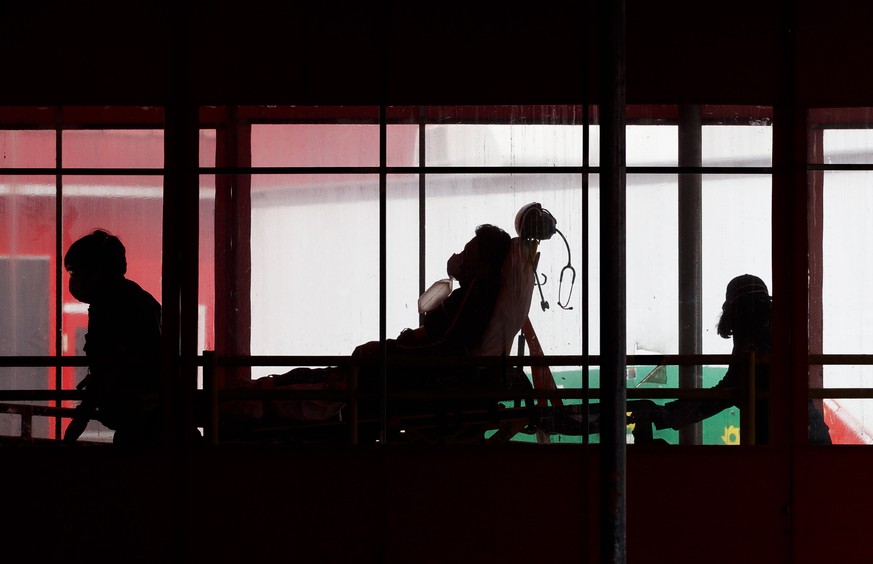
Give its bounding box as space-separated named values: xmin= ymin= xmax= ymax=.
xmin=446 ymin=237 xmax=482 ymax=285
xmin=446 ymin=252 xmax=462 ymax=280
xmin=69 ymin=272 xmax=96 ymax=304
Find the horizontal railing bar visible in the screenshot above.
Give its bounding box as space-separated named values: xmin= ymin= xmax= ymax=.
xmin=0 ymin=356 xmax=89 ymax=368
xmin=810 ymin=388 xmax=873 ymax=399
xmin=0 ymin=387 xmax=740 ymax=402
xmin=215 ymin=388 xmax=739 ymax=401
xmin=11 ymin=352 xmax=873 ymax=370
xmin=11 ymin=386 xmax=873 ymax=403
xmin=809 ymin=354 xmax=873 ymax=365
xmin=0 ymin=391 xmax=85 ymax=401
xmin=0 ymin=403 xmax=77 ymax=417
xmin=206 ymin=353 xmax=739 ymax=368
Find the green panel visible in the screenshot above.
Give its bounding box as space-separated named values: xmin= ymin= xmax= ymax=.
xmin=507 ymin=366 xmax=742 ymax=445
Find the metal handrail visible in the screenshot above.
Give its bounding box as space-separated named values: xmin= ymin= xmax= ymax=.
xmin=2 ymin=350 xmax=869 ymax=445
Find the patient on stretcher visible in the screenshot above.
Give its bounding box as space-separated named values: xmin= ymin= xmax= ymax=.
xmin=221 ymin=204 xmax=562 ymax=437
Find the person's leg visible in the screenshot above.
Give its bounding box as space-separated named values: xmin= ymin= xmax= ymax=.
xmin=273 ymin=366 xmax=334 ymax=386
xmin=808 ymin=399 xmax=832 ymax=445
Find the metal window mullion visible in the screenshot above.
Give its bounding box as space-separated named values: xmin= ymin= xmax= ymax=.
xmin=772 ymin=105 xmax=809 ymax=448
xmin=379 ymin=105 xmax=388 ymax=444
xmin=214 ymin=108 xmax=253 ymax=389
xmin=599 ymin=0 xmax=628 ymax=561
xmin=808 ymin=127 xmax=825 ymax=416
xmin=582 ymin=102 xmax=591 ymax=444
xmin=678 ymin=104 xmax=703 ymax=445
xmin=418 ymin=106 xmax=427 ymax=326
xmin=163 ymin=101 xmax=200 ymax=445
xmin=54 ymin=106 xmax=63 ymax=440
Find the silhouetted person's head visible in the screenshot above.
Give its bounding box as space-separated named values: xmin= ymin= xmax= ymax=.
xmin=717 ymin=274 xmax=771 ymax=341
xmin=446 ymin=224 xmax=511 ymax=286
xmin=64 ymin=229 xmax=127 ymax=303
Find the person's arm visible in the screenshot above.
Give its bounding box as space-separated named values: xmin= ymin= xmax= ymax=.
xmin=63 ymin=376 xmax=97 ymax=443
xmin=656 ymin=360 xmax=741 ymax=431
xmin=399 ymin=279 xmax=498 ymax=355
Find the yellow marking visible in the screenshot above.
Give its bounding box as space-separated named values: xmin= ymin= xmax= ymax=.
xmin=721 ymin=424 xmax=741 ymax=445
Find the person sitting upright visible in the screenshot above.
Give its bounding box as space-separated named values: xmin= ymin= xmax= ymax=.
xmin=357 ymin=223 xmax=512 ymax=361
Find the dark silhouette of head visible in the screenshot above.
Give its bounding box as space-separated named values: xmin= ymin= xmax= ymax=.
xmin=446 ymin=224 xmax=511 ymax=286
xmin=717 ymin=274 xmax=771 ymax=341
xmin=64 ymin=229 xmax=127 ymax=303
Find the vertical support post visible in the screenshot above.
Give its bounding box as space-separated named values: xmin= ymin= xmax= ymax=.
xmin=164 ymin=4 xmax=199 ymax=445
xmin=202 ymin=350 xmax=218 ymax=445
xmin=215 ymin=109 xmax=253 ymax=389
xmin=418 ymin=106 xmax=427 ymax=326
xmin=164 ymin=100 xmax=200 ymax=445
xmin=772 ymin=10 xmax=807 ymax=450
xmin=678 ymin=104 xmax=703 ymax=445
xmin=808 ymin=126 xmax=824 ymax=423
xmin=774 ymin=5 xmax=805 ymax=562
xmin=599 ymin=0 xmax=627 ymax=562
xmin=582 ymin=104 xmax=591 ymax=444
xmin=54 ymin=108 xmax=64 ymax=440
xmin=379 ymin=105 xmax=388 ymax=444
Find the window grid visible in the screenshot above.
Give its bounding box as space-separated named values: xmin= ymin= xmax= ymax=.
xmin=3 ymin=104 xmax=858 ymax=446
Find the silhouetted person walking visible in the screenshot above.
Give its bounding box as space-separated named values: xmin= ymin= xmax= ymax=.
xmin=62 ymin=229 xmax=164 ymax=444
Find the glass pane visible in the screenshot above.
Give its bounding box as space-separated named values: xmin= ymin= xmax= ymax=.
xmin=249 ymin=174 xmax=379 ymax=372
xmin=627 ymin=125 xmax=678 ymax=167
xmin=62 ymin=130 xmax=164 ymax=168
xmin=250 ymin=124 xmax=380 ymax=168
xmin=588 ymin=125 xmax=600 ymax=167
xmin=423 ymin=124 xmax=584 ymax=167
xmin=702 ymin=125 xmax=772 ymax=167
xmin=0 ymin=175 xmax=56 ymax=354
xmin=387 ymin=124 xmax=419 ymax=168
xmin=386 ymin=174 xmax=420 ymax=337
xmin=0 ymin=130 xmax=55 ymax=168
xmin=822 ymin=171 xmax=873 ymax=353
xmin=824 ymin=129 xmax=873 ymax=164
xmin=626 ymin=174 xmax=678 ymax=355
xmin=0 ymin=175 xmax=56 ymax=439
xmin=702 ymin=175 xmax=772 ymax=353
xmin=200 ymin=129 xmax=217 ymax=168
